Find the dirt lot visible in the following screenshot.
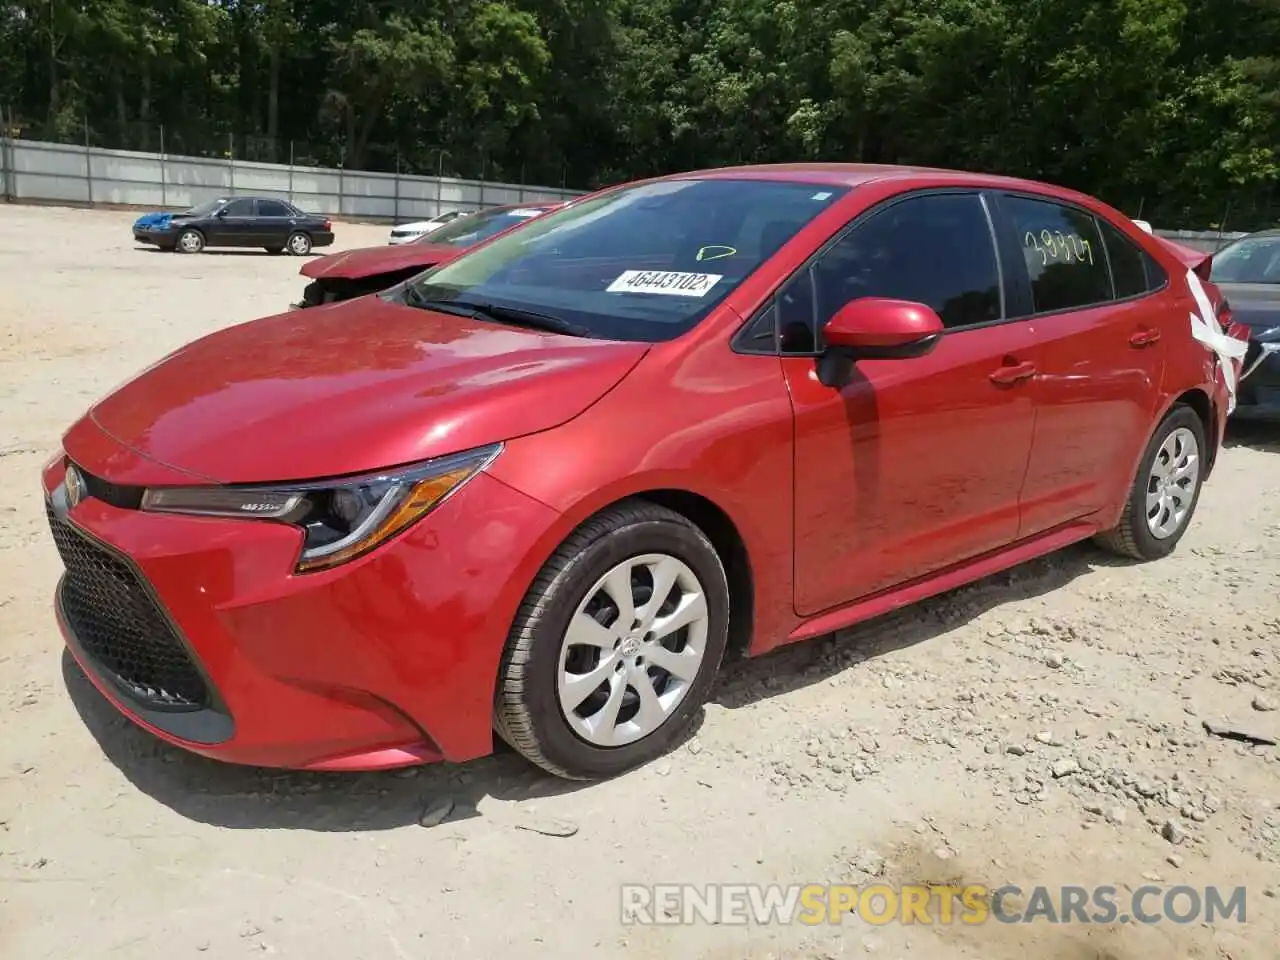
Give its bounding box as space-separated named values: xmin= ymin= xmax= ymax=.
xmin=1 ymin=204 xmax=1278 ymax=959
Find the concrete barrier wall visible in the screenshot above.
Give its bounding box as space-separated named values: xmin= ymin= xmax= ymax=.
xmin=1152 ymin=229 xmax=1247 ymax=254
xmin=0 ymin=138 xmax=582 ymax=221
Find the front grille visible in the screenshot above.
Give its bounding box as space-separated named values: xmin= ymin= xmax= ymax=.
xmin=46 ymin=503 xmax=211 ymax=710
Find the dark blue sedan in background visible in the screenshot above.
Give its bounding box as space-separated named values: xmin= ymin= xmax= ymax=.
xmin=132 ymin=195 xmax=334 ymax=255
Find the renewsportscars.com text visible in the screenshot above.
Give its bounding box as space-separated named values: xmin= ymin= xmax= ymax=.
xmin=620 ymin=883 xmax=1249 ymax=926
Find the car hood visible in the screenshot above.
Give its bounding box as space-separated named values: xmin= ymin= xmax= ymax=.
xmin=301 ymin=242 xmax=463 ymax=280
xmin=133 ymin=211 xmax=194 ymax=229
xmin=86 ymin=296 xmax=648 ymax=483
xmin=1217 ymin=283 xmax=1280 ymax=334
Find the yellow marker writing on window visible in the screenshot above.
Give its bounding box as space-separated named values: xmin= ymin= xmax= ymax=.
xmin=1024 ymin=229 xmax=1097 ymax=267
xmin=1024 ymin=231 xmax=1047 ymax=266
xmin=696 ymin=245 xmax=738 ymax=262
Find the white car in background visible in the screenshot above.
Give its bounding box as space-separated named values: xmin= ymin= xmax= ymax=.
xmin=387 ymin=210 xmax=470 ymax=245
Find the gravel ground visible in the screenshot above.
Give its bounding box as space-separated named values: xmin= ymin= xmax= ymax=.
xmin=1 ymin=204 xmax=1278 ymax=960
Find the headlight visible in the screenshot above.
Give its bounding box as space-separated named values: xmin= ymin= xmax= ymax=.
xmin=140 ymin=444 xmax=501 ymax=573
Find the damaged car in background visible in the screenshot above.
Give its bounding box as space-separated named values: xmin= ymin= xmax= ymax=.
xmin=387 ymin=209 xmax=470 ymax=244
xmin=133 ymin=196 xmax=334 ymax=255
xmin=292 ymin=202 xmax=560 ymax=309
xmin=1208 ymin=228 xmax=1280 ymax=420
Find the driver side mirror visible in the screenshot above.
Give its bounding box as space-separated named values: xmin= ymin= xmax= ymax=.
xmin=816 ymin=298 xmax=944 ymax=387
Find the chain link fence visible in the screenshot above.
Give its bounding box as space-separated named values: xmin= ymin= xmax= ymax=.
xmin=1 ymin=106 xmax=572 ymax=192
xmin=0 ymin=105 xmax=581 ymax=218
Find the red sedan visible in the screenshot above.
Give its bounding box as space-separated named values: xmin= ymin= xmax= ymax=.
xmin=292 ymin=202 xmax=561 ymax=309
xmin=43 ymin=163 xmax=1248 ymax=780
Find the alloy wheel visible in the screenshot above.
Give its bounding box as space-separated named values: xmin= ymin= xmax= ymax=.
xmin=556 ymin=553 xmax=709 ymax=748
xmin=1145 ymin=426 xmax=1200 ymax=539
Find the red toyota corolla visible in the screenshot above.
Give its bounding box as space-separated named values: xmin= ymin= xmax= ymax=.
xmin=43 ymin=164 xmax=1248 ymax=780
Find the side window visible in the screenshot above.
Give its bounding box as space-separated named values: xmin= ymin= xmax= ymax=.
xmin=1003 ymin=195 xmax=1111 ymax=313
xmin=258 ymin=199 xmax=292 ymax=217
xmin=1143 ymin=252 xmax=1168 ymax=290
xmin=736 ymin=302 xmax=779 ymax=354
xmin=1097 ymin=216 xmax=1160 ymax=299
xmin=775 ymin=192 xmax=1002 ymax=354
xmin=222 ymin=198 xmax=255 ymax=217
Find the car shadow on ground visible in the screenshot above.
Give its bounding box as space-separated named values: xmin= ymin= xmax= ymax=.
xmin=63 ymin=541 xmax=1119 ymax=833
xmin=1223 ymin=419 xmax=1280 ymax=453
xmin=136 ymin=248 xmax=321 ymax=257
xmin=712 ymin=540 xmax=1113 ymax=709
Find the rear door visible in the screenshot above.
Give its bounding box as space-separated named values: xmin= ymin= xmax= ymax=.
xmin=255 ymin=198 xmax=296 ymax=247
xmin=990 ymin=192 xmax=1169 ymax=537
xmin=778 ymin=190 xmax=1041 ymax=614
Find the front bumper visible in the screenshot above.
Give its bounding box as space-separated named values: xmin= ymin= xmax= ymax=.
xmin=133 ymin=228 xmax=175 ymax=245
xmin=1233 ymin=341 xmax=1280 ymax=420
xmin=41 ymin=434 xmax=561 ymax=771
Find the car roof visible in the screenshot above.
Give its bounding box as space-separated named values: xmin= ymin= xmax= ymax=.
xmin=1237 ymin=227 xmax=1280 ymax=240
xmin=214 ymin=195 xmax=295 ymax=205
xmin=488 ymin=201 xmax=556 ymax=211
xmin=642 ymin=162 xmax=1100 ymax=204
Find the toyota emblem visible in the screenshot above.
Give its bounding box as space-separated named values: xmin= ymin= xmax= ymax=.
xmin=64 ymin=465 xmax=84 ymax=508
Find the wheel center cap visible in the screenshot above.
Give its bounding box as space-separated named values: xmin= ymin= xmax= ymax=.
xmin=619 ymin=635 xmax=642 ymax=658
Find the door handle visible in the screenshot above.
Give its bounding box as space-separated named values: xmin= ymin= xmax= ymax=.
xmin=1129 ymin=328 xmax=1161 ymax=348
xmin=989 ymin=360 xmax=1037 ymax=385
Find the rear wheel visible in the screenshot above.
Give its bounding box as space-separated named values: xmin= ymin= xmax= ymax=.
xmin=1095 ymin=405 xmax=1207 ymax=561
xmin=287 ymin=231 xmax=312 ymax=256
xmin=495 ymin=500 xmax=730 ymax=780
xmin=176 ymin=228 xmax=204 ymax=254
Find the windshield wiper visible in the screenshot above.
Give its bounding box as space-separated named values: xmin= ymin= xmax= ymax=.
xmin=402 ymin=292 xmax=592 ymax=338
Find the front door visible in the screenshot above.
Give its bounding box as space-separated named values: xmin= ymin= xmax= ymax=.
xmin=991 ymin=193 xmax=1168 ymax=537
xmin=209 ymin=197 xmax=257 ymax=246
xmin=780 ymin=190 xmax=1039 ymax=615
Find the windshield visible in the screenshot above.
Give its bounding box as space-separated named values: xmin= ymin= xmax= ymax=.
xmin=1211 ymin=235 xmax=1280 ymax=284
xmin=417 ymin=206 xmax=548 ymax=247
xmin=403 ymin=179 xmax=849 ymax=341
xmin=182 ymin=199 xmax=225 ymax=218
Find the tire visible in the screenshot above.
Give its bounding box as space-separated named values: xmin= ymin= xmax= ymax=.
xmin=176 ymin=228 xmax=204 ymax=254
xmin=494 ymin=499 xmax=730 ymax=780
xmin=264 ymin=245 xmax=284 ymax=255
xmin=1094 ymin=404 xmax=1208 ymax=561
xmin=286 ymin=231 xmax=312 ymax=256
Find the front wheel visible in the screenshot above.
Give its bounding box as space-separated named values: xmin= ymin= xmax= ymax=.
xmin=1094 ymin=404 xmax=1207 ymax=561
xmin=176 ymin=228 xmax=204 ymax=254
xmin=495 ymin=500 xmax=730 ymax=780
xmin=286 ymin=231 xmax=312 ymax=256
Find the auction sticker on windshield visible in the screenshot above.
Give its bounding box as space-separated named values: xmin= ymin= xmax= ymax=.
xmin=606 ymin=271 xmax=723 ymax=297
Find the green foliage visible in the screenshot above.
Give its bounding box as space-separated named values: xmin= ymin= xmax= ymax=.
xmin=0 ymin=0 xmax=1276 ymax=227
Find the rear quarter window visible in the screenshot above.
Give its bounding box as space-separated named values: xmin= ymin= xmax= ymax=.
xmin=1096 ymin=217 xmax=1165 ymax=298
